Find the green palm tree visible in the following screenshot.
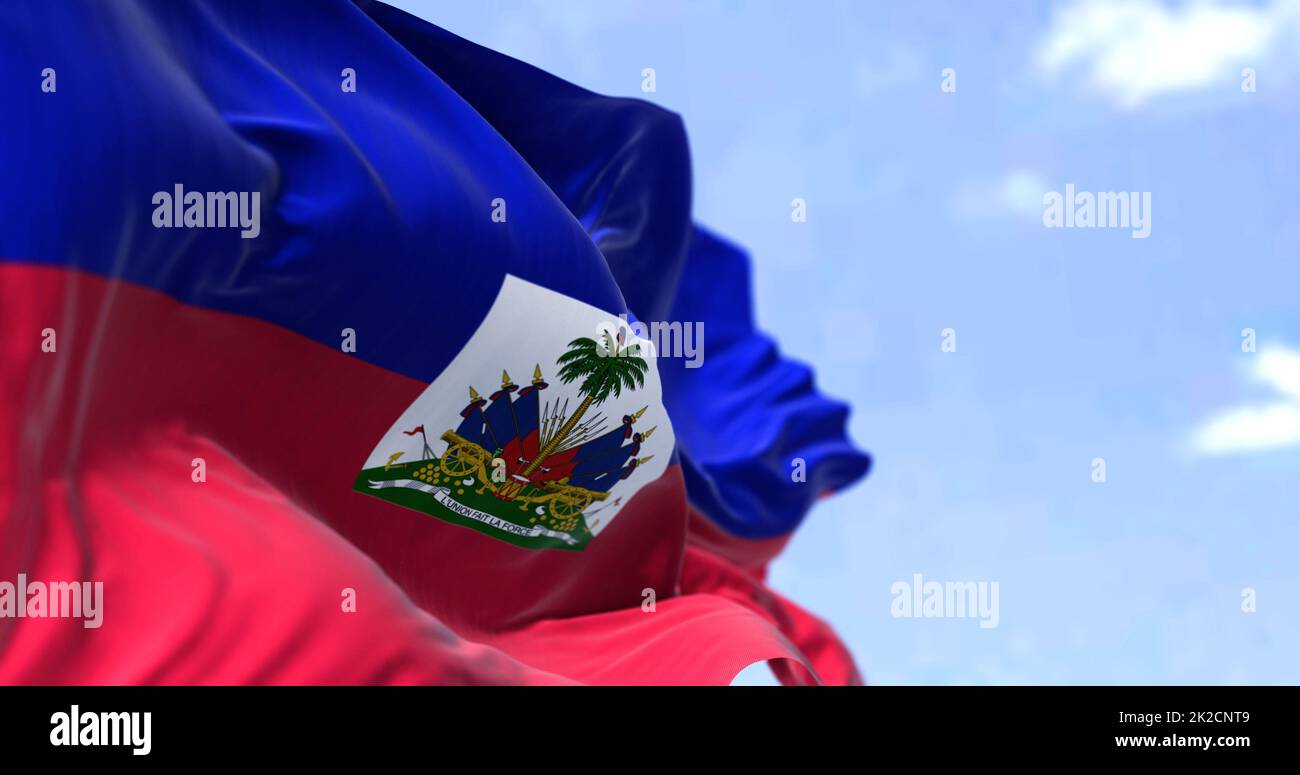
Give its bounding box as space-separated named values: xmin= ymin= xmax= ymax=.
xmin=521 ymin=331 xmax=648 ymax=475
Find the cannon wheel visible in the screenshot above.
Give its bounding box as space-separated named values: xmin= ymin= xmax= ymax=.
xmin=440 ymin=444 xmax=477 ymax=477
xmin=548 ymin=494 xmax=591 ymax=521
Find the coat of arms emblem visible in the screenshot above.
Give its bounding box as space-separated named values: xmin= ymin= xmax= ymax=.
xmin=353 ymin=275 xmax=674 ymax=550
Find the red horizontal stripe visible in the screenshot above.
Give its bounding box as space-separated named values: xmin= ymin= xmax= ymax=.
xmin=2 ymin=264 xmax=836 ymax=684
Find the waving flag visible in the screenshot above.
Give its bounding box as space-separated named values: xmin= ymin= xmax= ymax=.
xmin=0 ymin=0 xmax=869 ymax=684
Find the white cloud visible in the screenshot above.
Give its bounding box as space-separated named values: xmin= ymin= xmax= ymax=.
xmin=1255 ymin=347 xmax=1300 ymax=401
xmin=951 ymin=169 xmax=1048 ymax=221
xmin=1192 ymin=345 xmax=1300 ymax=455
xmin=1193 ymin=402 xmax=1300 ymax=454
xmin=854 ymin=45 xmax=921 ymax=98
xmin=1037 ymin=0 xmax=1300 ymax=108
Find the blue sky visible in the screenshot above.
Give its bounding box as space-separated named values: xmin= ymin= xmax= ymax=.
xmin=397 ymin=0 xmax=1300 ymax=684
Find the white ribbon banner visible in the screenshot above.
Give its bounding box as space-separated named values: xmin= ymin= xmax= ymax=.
xmin=367 ymin=481 xmax=578 ymax=545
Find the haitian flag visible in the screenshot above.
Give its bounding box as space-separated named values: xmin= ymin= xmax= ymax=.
xmin=0 ymin=0 xmax=870 ymax=685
